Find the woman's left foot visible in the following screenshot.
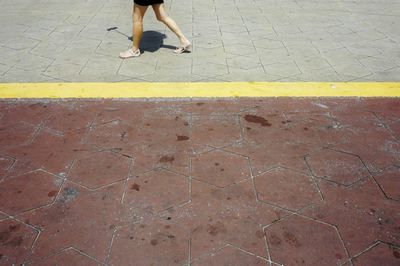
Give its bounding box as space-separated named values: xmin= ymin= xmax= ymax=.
xmin=174 ymin=41 xmax=192 ymax=54
xmin=119 ymin=48 xmax=141 ymax=59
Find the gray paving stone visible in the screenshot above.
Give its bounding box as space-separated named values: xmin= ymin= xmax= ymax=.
xmin=332 ymin=61 xmax=373 ymax=78
xmin=73 ymin=68 xmax=133 ymax=82
xmin=359 ymin=56 xmax=398 ymax=73
xmin=354 ymin=67 xmax=400 ymax=81
xmin=219 ymin=67 xmax=281 ymax=82
xmin=223 ymin=43 xmax=256 ymax=56
xmin=0 ymin=0 xmax=399 ymax=82
xmin=291 ymin=68 xmax=357 ymax=82
xmin=257 ymin=47 xmax=292 ymax=66
xmin=0 ymin=47 xmax=26 ymax=66
xmin=192 ymin=63 xmax=229 ymax=77
xmin=156 ymin=53 xmax=193 ymax=70
xmin=118 ymin=61 xmax=156 ymax=78
xmin=55 ymin=47 xmax=93 ymax=66
xmin=14 ymin=53 xmax=54 ymax=72
xmin=140 ymin=68 xmax=203 ymax=82
xmin=23 ymin=28 xmax=52 ymax=41
xmin=263 ymin=61 xmax=302 ymax=77
xmin=30 ymin=42 xmax=67 ymax=59
xmin=226 ymin=55 xmax=262 ymax=70
xmin=253 ymin=38 xmax=285 ymax=50
xmin=311 ymin=40 xmax=344 ymax=52
xmin=3 ymin=67 xmax=58 ymax=82
xmin=294 ymin=55 xmax=332 ymax=71
xmin=193 ymin=38 xmax=223 ymax=49
xmin=3 ymin=37 xmax=40 ymax=51
xmin=0 ymin=64 xmax=11 ymax=76
xmin=43 ymin=62 xmax=84 ymax=80
xmin=85 ymin=55 xmax=122 ymax=72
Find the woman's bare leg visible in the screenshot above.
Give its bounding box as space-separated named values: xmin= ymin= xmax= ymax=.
xmin=132 ymin=4 xmax=148 ymax=51
xmin=152 ymin=4 xmax=189 ymax=46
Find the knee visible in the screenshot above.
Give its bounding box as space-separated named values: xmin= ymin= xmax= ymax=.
xmin=133 ymin=19 xmax=143 ymax=26
xmin=156 ymin=15 xmax=168 ymax=22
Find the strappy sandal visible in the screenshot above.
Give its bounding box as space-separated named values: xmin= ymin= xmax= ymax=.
xmin=174 ymin=41 xmax=192 ymax=54
xmin=119 ymin=48 xmax=141 ymax=59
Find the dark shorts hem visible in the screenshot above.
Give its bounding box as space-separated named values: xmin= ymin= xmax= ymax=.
xmin=134 ymin=0 xmax=164 ymax=6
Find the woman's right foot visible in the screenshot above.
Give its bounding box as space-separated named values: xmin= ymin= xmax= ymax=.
xmin=174 ymin=40 xmax=192 ymax=54
xmin=119 ymin=48 xmax=141 ymax=59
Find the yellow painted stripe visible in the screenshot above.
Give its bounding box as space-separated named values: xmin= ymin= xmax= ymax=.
xmin=0 ymin=82 xmax=399 ymax=98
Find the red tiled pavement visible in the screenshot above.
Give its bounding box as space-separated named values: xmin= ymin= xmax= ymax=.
xmin=0 ymin=98 xmax=399 ymax=265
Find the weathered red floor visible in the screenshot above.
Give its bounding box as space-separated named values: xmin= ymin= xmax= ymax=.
xmin=0 ymin=98 xmax=399 ymax=265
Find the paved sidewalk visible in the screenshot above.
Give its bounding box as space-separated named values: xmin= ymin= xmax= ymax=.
xmin=0 ymin=98 xmax=399 ymax=265
xmin=0 ymin=0 xmax=400 ymax=82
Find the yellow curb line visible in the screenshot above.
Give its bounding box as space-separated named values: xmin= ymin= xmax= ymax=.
xmin=0 ymin=82 xmax=400 ymax=98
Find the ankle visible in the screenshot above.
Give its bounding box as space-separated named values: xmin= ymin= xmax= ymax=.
xmin=179 ymin=38 xmax=189 ymax=44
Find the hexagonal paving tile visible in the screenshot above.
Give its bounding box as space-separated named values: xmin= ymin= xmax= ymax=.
xmin=69 ymin=151 xmax=131 ymax=189
xmin=168 ymin=179 xmax=289 ymax=260
xmin=301 ymin=178 xmax=400 ymax=257
xmin=373 ymin=166 xmax=400 ymax=201
xmin=191 ymin=150 xmax=251 ymax=188
xmin=254 ymin=167 xmax=321 ymax=210
xmin=5 ymin=129 xmax=91 ymax=178
xmin=0 ymin=170 xmax=62 ymax=215
xmin=123 ymin=169 xmax=189 ymax=219
xmin=265 ymin=215 xmax=348 ymax=265
xmin=386 ymin=119 xmax=400 ymax=140
xmin=192 ymin=245 xmax=268 ymax=265
xmin=0 ymin=122 xmax=35 ymax=150
xmin=29 ymin=248 xmax=100 ymax=266
xmin=17 ymin=182 xmax=127 ymax=262
xmin=351 ymin=243 xmax=400 ymax=266
xmin=109 ymin=219 xmax=189 ymax=265
xmin=128 ymin=141 xmax=191 ymax=176
xmin=0 ymin=219 xmax=38 ymax=265
xmin=191 ymin=115 xmax=241 ymax=148
xmin=84 ymin=119 xmax=141 ymax=150
xmin=0 ymin=155 xmax=14 ymax=177
xmin=306 ymin=149 xmax=370 ymax=186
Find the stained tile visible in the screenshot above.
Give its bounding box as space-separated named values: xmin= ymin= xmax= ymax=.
xmin=0 ymin=99 xmax=398 ymax=265
xmin=0 ymin=170 xmax=62 ymax=215
xmin=191 ymin=115 xmax=241 ymax=148
xmin=17 ymin=181 xmax=127 ymax=262
xmin=306 ymin=148 xmax=370 ymax=186
xmin=265 ymin=215 xmax=348 ymax=265
xmin=192 ymin=245 xmax=268 ymax=265
xmin=0 ymin=219 xmax=38 ymax=265
xmin=123 ymin=169 xmax=190 ymax=219
xmin=109 ymin=219 xmax=189 ymax=265
xmin=29 ymin=248 xmax=102 ymax=265
xmin=5 ymin=129 xmax=93 ymax=177
xmin=373 ymin=166 xmax=400 ymax=201
xmin=254 ymin=167 xmax=321 ymax=210
xmin=168 ymin=179 xmax=288 ymax=259
xmin=0 ymin=122 xmax=35 ymax=151
xmin=302 ymin=178 xmax=400 ymax=256
xmin=69 ymin=151 xmax=131 ymax=189
xmin=191 ymin=150 xmax=250 ymax=188
xmin=351 ymin=243 xmax=400 ymax=266
xmin=0 ymin=155 xmax=14 ymax=178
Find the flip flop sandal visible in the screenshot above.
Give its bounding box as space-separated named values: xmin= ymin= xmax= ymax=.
xmin=119 ymin=48 xmax=141 ymax=59
xmin=174 ymin=42 xmax=192 ymax=54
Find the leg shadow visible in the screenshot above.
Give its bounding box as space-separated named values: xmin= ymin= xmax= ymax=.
xmin=106 ymin=27 xmax=176 ymax=53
